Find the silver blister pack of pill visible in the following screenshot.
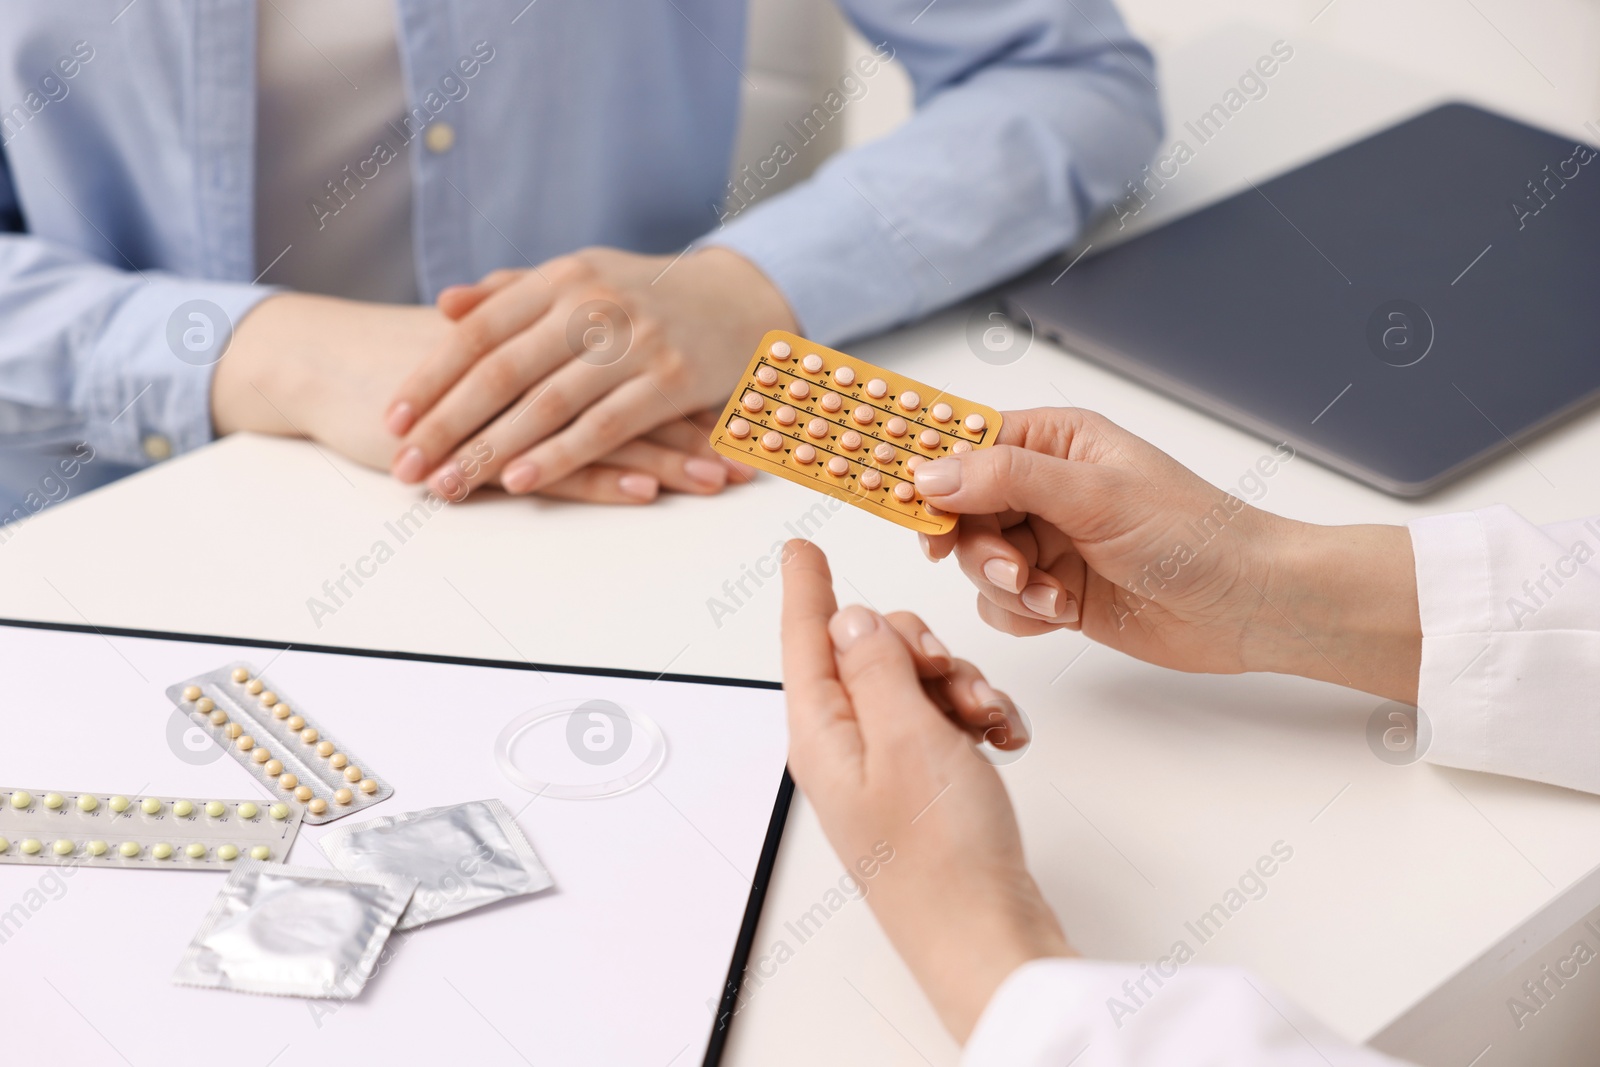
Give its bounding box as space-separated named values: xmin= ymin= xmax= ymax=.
xmin=318 ymin=798 xmax=554 ymax=929
xmin=0 ymin=786 xmax=303 ymax=870
xmin=172 ymin=860 xmax=416 ymax=998
xmin=167 ymin=662 xmax=393 ymax=825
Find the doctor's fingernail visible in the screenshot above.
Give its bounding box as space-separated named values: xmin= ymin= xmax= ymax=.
xmin=385 ymin=401 xmax=415 ymax=437
xmin=828 ymin=605 xmax=880 ymax=650
xmin=914 ymin=458 xmax=961 ymax=495
xmin=684 ymin=458 xmax=727 ymax=488
xmin=1020 ymin=584 xmax=1060 ymax=617
xmin=392 ymin=446 xmax=426 ymax=483
xmin=619 ymin=473 xmax=659 ymax=502
xmin=919 ymin=632 xmax=951 ymax=666
xmin=982 ymin=559 xmax=1022 ymax=594
xmin=501 ymin=460 xmax=539 ymax=494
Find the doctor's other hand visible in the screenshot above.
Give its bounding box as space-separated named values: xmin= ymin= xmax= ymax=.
xmin=382 ymin=246 xmax=793 ymax=500
xmin=781 ymin=540 xmax=1072 ymax=1044
xmin=915 ymin=408 xmax=1421 ymax=704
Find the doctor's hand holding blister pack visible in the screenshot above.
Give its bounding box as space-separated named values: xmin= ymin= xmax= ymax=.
xmin=780 ymin=406 xmax=1600 ymax=1066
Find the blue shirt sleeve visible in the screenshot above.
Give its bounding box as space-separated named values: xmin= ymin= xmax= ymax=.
xmin=0 ymin=146 xmax=276 ymax=467
xmin=706 ymin=0 xmax=1161 ymax=346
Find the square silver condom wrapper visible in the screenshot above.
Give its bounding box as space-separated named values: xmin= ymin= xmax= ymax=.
xmin=172 ymin=860 xmax=416 ymax=998
xmin=317 ymin=798 xmax=553 ymax=930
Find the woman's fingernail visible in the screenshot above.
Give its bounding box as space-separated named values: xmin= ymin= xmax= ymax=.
xmin=918 ymin=534 xmax=934 ymax=562
xmin=722 ymin=457 xmax=755 ymax=482
xmin=392 ymin=446 xmax=426 ymax=483
xmin=429 ymin=468 xmax=468 ymax=502
xmin=501 ymin=461 xmax=539 ymax=494
xmin=684 ymin=458 xmax=727 ymax=488
xmin=914 ymin=458 xmax=961 ymax=496
xmin=385 ymin=401 xmax=415 ymax=437
xmin=1061 ymin=598 xmax=1080 ymax=624
xmin=828 ymin=604 xmax=879 ymax=650
xmin=919 ymin=631 xmax=951 ymax=665
xmin=973 ymin=680 xmax=1029 ymax=746
xmin=982 ymin=558 xmax=1022 ymax=594
xmin=1021 ymin=584 xmax=1060 ymax=618
xmin=619 ymin=473 xmax=659 ymax=501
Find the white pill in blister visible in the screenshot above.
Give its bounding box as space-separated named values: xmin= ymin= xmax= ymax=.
xmin=898 ymin=391 xmax=921 ymax=411
xmin=873 ymin=443 xmax=895 ymax=464
xmin=728 ymin=418 xmax=751 ymax=439
xmin=931 ymin=402 xmax=953 ymax=423
xmin=859 ymin=470 xmax=883 ymax=490
xmin=769 ymin=340 xmax=792 ymax=360
xmin=840 ymin=432 xmax=862 ymax=452
xmin=787 ymin=380 xmax=810 ymax=401
xmin=793 ymin=444 xmax=816 ymax=466
xmin=741 ymin=392 xmax=764 ymax=413
xmin=964 ymin=413 xmax=986 ymax=433
xmin=806 ymin=418 xmax=828 ymax=440
xmin=775 ymin=405 xmax=797 ymax=426
xmin=852 ymin=406 xmax=875 ymax=426
xmin=820 ymin=393 xmax=843 ymax=413
xmin=918 ymin=430 xmax=941 ymax=450
xmin=801 ymin=354 xmax=824 ymax=374
xmin=827 ymin=457 xmax=849 ymax=477
xmin=866 ymin=379 xmax=888 ymax=399
xmin=760 ymin=431 xmax=783 ymax=452
xmin=834 ymin=366 xmax=856 ymax=387
xmin=885 ymin=417 xmax=908 ymax=438
xmin=755 ymin=366 xmax=778 ymax=386
xmin=893 ymin=482 xmax=916 ymax=502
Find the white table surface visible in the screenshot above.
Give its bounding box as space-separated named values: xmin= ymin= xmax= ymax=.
xmin=3 ymin=7 xmax=1598 ymax=1065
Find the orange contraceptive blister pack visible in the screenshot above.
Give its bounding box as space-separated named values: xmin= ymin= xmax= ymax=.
xmin=709 ymin=331 xmax=1003 ymax=535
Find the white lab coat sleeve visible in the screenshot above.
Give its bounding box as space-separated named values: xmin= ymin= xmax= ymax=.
xmin=1409 ymin=506 xmax=1600 ymax=794
xmin=963 ymin=959 xmax=1411 ymax=1066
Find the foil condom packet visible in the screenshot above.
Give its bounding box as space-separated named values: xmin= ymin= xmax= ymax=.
xmin=172 ymin=860 xmax=415 ymax=999
xmin=318 ymin=798 xmax=553 ymax=930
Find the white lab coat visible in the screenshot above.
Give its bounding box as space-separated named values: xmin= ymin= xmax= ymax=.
xmin=963 ymin=506 xmax=1600 ymax=1066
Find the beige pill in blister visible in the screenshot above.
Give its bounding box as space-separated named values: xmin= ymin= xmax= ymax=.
xmin=308 ymin=798 xmax=328 ymax=815
xmin=225 ymin=722 xmax=243 ymax=739
xmin=859 ymin=469 xmax=883 ymax=491
xmin=826 ymin=457 xmax=849 ymax=477
xmin=866 ymin=378 xmax=888 ymax=399
xmin=760 ymin=431 xmax=783 ymax=452
xmin=931 ymin=402 xmax=953 ymax=423
xmin=769 ymin=340 xmax=792 ymax=360
xmin=299 ymin=727 xmax=319 ymax=744
xmin=208 ymin=709 xmax=228 ymax=726
xmin=893 ymin=482 xmax=916 ymax=502
xmin=294 ymin=786 xmax=313 ymax=802
xmin=246 ymin=679 xmax=264 ymax=695
xmin=236 ymin=735 xmax=254 ymax=752
xmin=195 ymin=697 xmax=214 ymax=714
xmin=885 ymin=417 xmax=908 ymax=438
xmin=793 ymin=444 xmax=816 ymax=466
xmin=806 ymin=418 xmax=828 ymax=440
xmin=287 ymin=716 xmax=305 ymax=731
xmin=852 ymin=405 xmax=875 ymax=426
xmin=315 ymin=740 xmax=335 ymax=757
xmin=873 ymin=443 xmax=895 ymax=464
xmin=359 ymin=779 xmax=378 ymax=794
xmin=741 ymin=392 xmax=764 ymax=414
xmin=343 ymin=766 xmax=362 ymax=783
xmin=272 ymin=703 xmax=291 ymax=719
xmin=329 ymin=753 xmax=349 ymax=770
xmin=821 ymin=392 xmax=843 ymax=413
xmin=833 ymin=366 xmax=856 ymax=387
xmin=898 ymin=391 xmax=921 ymax=412
xmin=755 ymin=365 xmax=778 ymax=386
xmin=252 ymin=747 xmax=272 ymax=764
xmin=182 ymin=685 xmax=201 ymax=702
xmin=259 ymin=691 xmax=277 ymax=706
xmin=774 ymin=405 xmax=797 ymax=426
xmin=231 ymin=667 xmax=249 ymax=683
xmin=964 ymin=413 xmax=986 ymax=433
xmin=278 ymin=773 xmax=298 ymax=790
xmin=918 ymin=430 xmax=941 ymax=450
xmin=840 ymin=431 xmax=862 ymax=452
xmin=801 ymin=354 xmax=824 ymax=374
xmin=334 ymin=788 xmax=354 ymax=806
xmin=264 ymin=759 xmax=283 ymax=776
xmin=727 ymin=417 xmax=752 ymax=439
xmin=787 ymin=380 xmax=810 ymax=401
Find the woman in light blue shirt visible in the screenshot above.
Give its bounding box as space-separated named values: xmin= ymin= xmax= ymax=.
xmin=0 ymin=0 xmax=1158 ymax=505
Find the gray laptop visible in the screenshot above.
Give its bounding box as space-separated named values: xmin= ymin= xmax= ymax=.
xmin=1002 ymin=103 xmax=1600 ymax=496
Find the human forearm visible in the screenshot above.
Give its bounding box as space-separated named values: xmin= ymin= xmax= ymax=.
xmin=1247 ymin=517 xmax=1422 ymax=703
